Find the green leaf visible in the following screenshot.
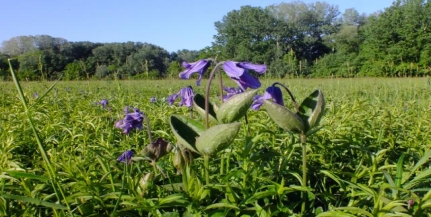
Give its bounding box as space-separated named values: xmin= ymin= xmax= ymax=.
xmin=193 ymin=94 xmax=219 ymax=124
xmin=0 ymin=194 xmax=67 ymax=210
xmin=216 ymin=89 xmax=258 ymax=123
xmin=169 ymin=115 xmax=204 ymax=153
xmin=195 ymin=122 xmax=242 ymax=156
xmin=298 ymin=89 xmax=325 ymax=132
xmin=263 ymin=100 xmax=305 ymax=134
xmin=204 ymin=202 xmax=240 ymax=211
xmin=6 ymin=171 xmax=49 ymax=181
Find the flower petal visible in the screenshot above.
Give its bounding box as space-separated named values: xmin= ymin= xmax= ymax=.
xmin=237 ymin=62 xmax=267 ymax=74
xmin=222 ymin=61 xmax=244 ymax=77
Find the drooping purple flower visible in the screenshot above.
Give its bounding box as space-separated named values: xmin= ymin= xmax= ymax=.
xmin=222 ymin=86 xmax=243 ymax=101
xmin=251 ymin=86 xmax=284 ymax=110
xmin=222 ymin=61 xmax=267 ymax=90
xmin=117 ymin=150 xmax=134 ymax=163
xmin=167 ymin=86 xmax=194 ymax=108
xmin=179 ymin=59 xmax=211 ymax=86
xmin=150 ymin=97 xmax=157 ymax=103
xmin=115 ymin=107 xmax=144 ymax=134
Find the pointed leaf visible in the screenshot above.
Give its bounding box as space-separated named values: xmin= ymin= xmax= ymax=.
xmin=216 ymin=89 xmax=258 ymax=123
xmin=193 ymin=94 xmax=219 ymax=124
xmin=195 ymin=122 xmax=241 ymax=156
xmin=169 ymin=115 xmax=204 ymax=153
xmin=263 ymin=100 xmax=305 ymax=134
xmin=298 ymin=89 xmax=325 ymax=132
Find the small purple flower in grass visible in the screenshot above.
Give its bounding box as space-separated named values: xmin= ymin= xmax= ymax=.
xmin=167 ymin=86 xmax=194 ymax=108
xmin=115 ymin=107 xmax=144 ymax=134
xmin=117 ymin=150 xmax=134 ymax=163
xmin=222 ymin=86 xmax=243 ymax=101
xmin=97 ymin=99 xmax=109 ymax=109
xmin=222 ymin=61 xmax=267 ymax=90
xmin=32 ymin=92 xmax=39 ymax=98
xmin=179 ymin=59 xmax=211 ymax=86
xmin=150 ymin=97 xmax=157 ymax=103
xmin=252 ymin=86 xmax=284 ymax=110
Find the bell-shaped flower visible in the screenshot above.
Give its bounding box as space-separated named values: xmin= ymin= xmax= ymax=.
xmin=252 ymin=86 xmax=284 ymax=110
xmin=115 ymin=107 xmax=144 ymax=134
xmin=179 ymin=59 xmax=211 ymax=86
xmin=117 ymin=150 xmax=134 ymax=164
xmin=167 ymin=86 xmax=194 ymax=108
xmin=222 ymin=86 xmax=243 ymax=101
xmin=97 ymin=99 xmax=109 ymax=109
xmin=222 ymin=61 xmax=267 ymax=90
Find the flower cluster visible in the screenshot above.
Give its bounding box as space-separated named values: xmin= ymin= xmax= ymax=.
xmin=115 ymin=107 xmax=144 ymax=134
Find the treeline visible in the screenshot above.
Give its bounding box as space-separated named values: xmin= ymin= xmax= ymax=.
xmin=1 ymin=0 xmax=430 ymax=80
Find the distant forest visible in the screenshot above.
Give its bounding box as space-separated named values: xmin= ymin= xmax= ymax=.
xmin=1 ymin=0 xmax=430 ymax=80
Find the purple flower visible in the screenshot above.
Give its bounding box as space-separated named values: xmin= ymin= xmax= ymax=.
xmin=252 ymin=86 xmax=284 ymax=110
xmin=222 ymin=61 xmax=267 ymax=90
xmin=97 ymin=99 xmax=109 ymax=109
xmin=32 ymin=92 xmax=39 ymax=98
xmin=150 ymin=97 xmax=157 ymax=103
xmin=167 ymin=86 xmax=194 ymax=108
xmin=115 ymin=107 xmax=144 ymax=134
xmin=222 ymin=86 xmax=243 ymax=101
xmin=179 ymin=59 xmax=211 ymax=86
xmin=117 ymin=150 xmax=134 ymax=163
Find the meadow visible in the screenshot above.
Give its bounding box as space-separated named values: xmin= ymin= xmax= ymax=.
xmin=1 ymin=77 xmax=431 ymax=216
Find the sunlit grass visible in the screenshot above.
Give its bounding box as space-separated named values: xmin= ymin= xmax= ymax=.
xmin=1 ymin=77 xmax=431 ymax=216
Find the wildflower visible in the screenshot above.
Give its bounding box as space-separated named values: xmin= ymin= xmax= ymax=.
xmin=179 ymin=59 xmax=211 ymax=86
xmin=251 ymin=86 xmax=284 ymax=110
xmin=167 ymin=86 xmax=194 ymax=108
xmin=222 ymin=86 xmax=243 ymax=101
xmin=115 ymin=107 xmax=144 ymax=134
xmin=65 ymin=87 xmax=71 ymax=92
xmin=32 ymin=92 xmax=39 ymax=98
xmin=222 ymin=61 xmax=267 ymax=90
xmin=150 ymin=97 xmax=157 ymax=103
xmin=117 ymin=150 xmax=134 ymax=163
xmin=97 ymin=99 xmax=109 ymax=109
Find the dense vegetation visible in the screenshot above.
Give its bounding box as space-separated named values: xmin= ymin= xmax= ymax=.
xmin=1 ymin=75 xmax=431 ymax=216
xmin=1 ymin=0 xmax=430 ymax=80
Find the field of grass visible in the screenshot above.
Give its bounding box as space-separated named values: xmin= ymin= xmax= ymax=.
xmin=1 ymin=77 xmax=431 ymax=216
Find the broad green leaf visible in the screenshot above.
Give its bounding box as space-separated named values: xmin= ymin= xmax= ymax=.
xmin=0 ymin=194 xmax=67 ymax=210
xmin=169 ymin=115 xmax=204 ymax=153
xmin=216 ymin=89 xmax=258 ymax=123
xmin=298 ymin=89 xmax=325 ymax=132
xmin=317 ymin=211 xmax=356 ymax=217
xmin=193 ymin=94 xmax=219 ymax=124
xmin=195 ymin=122 xmax=241 ymax=156
xmin=263 ymin=100 xmax=305 ymax=134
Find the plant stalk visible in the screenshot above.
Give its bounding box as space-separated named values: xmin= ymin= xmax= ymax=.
xmin=300 ymin=133 xmax=307 ymax=214
xmin=205 ymin=61 xmax=224 ymax=128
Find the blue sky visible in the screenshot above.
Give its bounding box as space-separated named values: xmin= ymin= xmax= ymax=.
xmin=1 ymin=0 xmax=395 ymax=53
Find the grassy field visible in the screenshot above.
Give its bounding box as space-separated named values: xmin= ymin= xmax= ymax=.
xmin=1 ymin=77 xmax=431 ymax=216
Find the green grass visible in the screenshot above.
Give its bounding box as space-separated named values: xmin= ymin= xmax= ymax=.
xmin=1 ymin=77 xmax=431 ymax=216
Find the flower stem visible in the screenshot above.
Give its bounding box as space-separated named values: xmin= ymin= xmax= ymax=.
xmin=300 ymin=133 xmax=307 ymax=214
xmin=113 ymin=163 xmax=127 ymax=215
xmin=204 ymin=154 xmax=210 ymax=185
xmin=141 ymin=113 xmax=153 ymax=143
xmin=273 ymin=82 xmax=300 ymax=113
xmin=205 ymin=61 xmax=225 ymax=128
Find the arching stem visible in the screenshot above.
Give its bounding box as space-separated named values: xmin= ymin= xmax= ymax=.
xmin=205 ymin=61 xmax=225 ymax=128
xmin=141 ymin=113 xmax=153 ymax=143
xmin=273 ymin=82 xmax=299 ymax=113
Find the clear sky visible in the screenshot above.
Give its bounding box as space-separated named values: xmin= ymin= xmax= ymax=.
xmin=1 ymin=0 xmax=395 ymax=53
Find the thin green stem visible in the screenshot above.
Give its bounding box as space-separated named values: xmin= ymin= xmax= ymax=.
xmin=273 ymin=82 xmax=300 ymax=113
xmin=141 ymin=113 xmax=153 ymax=143
xmin=204 ymin=154 xmax=210 ymax=185
xmin=300 ymin=134 xmax=307 ymax=215
xmin=205 ymin=61 xmax=224 ymax=128
xmin=8 ymin=59 xmax=72 ymax=215
xmin=112 ymin=163 xmax=127 ymax=215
